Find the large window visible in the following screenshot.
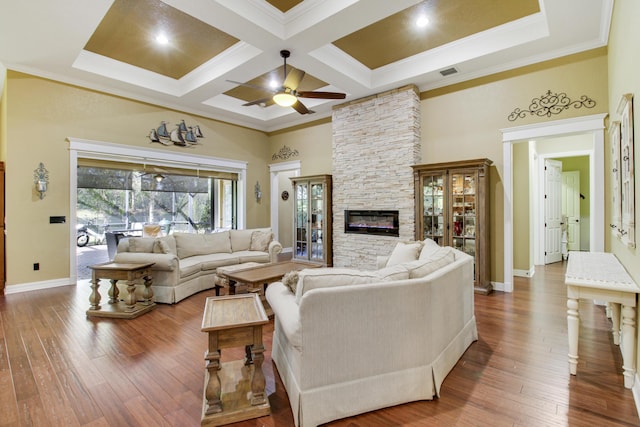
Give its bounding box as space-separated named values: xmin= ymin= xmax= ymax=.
xmin=77 ymin=165 xmax=237 ymax=237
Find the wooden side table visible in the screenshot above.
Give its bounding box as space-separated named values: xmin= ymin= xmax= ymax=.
xmin=87 ymin=262 xmax=156 ymax=319
xmin=201 ymin=293 xmax=270 ymax=426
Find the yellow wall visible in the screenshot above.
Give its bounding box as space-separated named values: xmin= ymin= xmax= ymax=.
xmin=5 ymin=72 xmax=269 ymax=286
xmin=420 ymin=49 xmax=608 ymax=283
xmin=607 ymin=0 xmax=640 ymax=380
xmin=269 ymin=121 xmax=333 ymax=176
xmin=512 ymin=142 xmax=530 ymax=271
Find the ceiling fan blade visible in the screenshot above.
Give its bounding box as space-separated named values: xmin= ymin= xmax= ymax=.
xmin=283 ymin=69 xmax=305 ymax=91
xmin=297 ymin=91 xmax=346 ymax=99
xmin=226 ymin=80 xmax=273 ymax=92
xmin=242 ymin=97 xmax=273 ymax=107
xmin=291 ymin=100 xmax=314 ymax=115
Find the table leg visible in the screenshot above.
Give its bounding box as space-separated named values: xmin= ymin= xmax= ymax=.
xmin=108 ymin=279 xmax=119 ymax=304
xmin=204 ymin=333 xmax=222 ymax=415
xmin=567 ymin=297 xmax=580 ymax=375
xmin=124 ymin=280 xmax=137 ymax=312
xmin=610 ymin=302 xmax=621 ymax=345
xmin=621 ymin=305 xmax=636 ymax=389
xmin=89 ymin=277 xmax=101 ymax=310
xmin=140 ymin=272 xmax=153 ymax=306
xmin=250 ymin=327 xmax=266 ymax=406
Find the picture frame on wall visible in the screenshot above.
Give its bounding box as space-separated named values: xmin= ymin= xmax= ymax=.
xmin=609 ymin=120 xmax=622 ymax=235
xmin=617 ymin=93 xmax=635 ymax=248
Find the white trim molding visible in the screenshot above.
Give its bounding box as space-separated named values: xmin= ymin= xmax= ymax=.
xmin=501 ymin=113 xmax=607 ymax=293
xmin=269 ymin=160 xmax=301 ymax=244
xmin=4 ymin=278 xmax=73 ymax=295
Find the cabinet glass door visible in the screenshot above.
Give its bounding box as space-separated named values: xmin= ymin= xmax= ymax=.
xmin=422 ymin=174 xmax=445 ymax=245
xmin=310 ymin=183 xmax=324 ymax=262
xmin=451 ymin=172 xmax=477 ymax=278
xmin=295 ymin=182 xmax=309 ymax=259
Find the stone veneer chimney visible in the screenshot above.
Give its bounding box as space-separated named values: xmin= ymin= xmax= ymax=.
xmin=332 ymin=85 xmax=421 ymax=269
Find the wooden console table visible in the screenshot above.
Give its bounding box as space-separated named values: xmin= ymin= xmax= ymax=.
xmin=201 ymin=293 xmax=270 ymax=426
xmin=87 ymin=262 xmax=155 ymax=319
xmin=565 ymin=251 xmax=639 ymax=388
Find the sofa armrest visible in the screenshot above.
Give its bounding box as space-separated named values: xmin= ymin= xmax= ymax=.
xmin=266 ymin=282 xmax=301 ymax=348
xmin=268 ymin=240 xmax=283 ymax=263
xmin=112 ymin=252 xmax=178 ymax=271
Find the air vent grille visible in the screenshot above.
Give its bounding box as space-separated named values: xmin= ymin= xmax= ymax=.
xmin=439 ymin=67 xmax=458 ymax=76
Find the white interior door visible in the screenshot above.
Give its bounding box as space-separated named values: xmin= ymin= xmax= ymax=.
xmin=545 ymin=159 xmax=563 ymax=264
xmin=562 ymin=171 xmax=581 ymax=251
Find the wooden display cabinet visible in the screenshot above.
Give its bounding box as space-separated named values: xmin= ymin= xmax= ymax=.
xmin=412 ymin=159 xmax=492 ymax=294
xmin=290 ymin=174 xmax=332 ymax=266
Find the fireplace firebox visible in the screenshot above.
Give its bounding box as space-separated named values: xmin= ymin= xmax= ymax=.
xmin=344 ymin=210 xmax=399 ymax=237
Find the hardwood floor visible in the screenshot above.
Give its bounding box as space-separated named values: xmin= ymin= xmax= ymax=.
xmin=1 ymin=261 xmax=638 ymax=426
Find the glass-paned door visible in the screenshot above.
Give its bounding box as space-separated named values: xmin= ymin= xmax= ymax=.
xmin=421 ymin=173 xmax=445 ymax=245
xmin=294 ymin=181 xmax=309 ymax=259
xmin=310 ymin=183 xmax=324 ymax=262
xmin=451 ymin=171 xmax=477 ymax=279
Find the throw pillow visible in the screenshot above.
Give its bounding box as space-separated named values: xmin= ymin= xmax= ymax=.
xmin=128 ymin=237 xmax=156 ymax=253
xmin=282 ymin=270 xmax=299 ymax=294
xmin=249 ymin=230 xmax=273 ymax=252
xmin=418 ymin=238 xmax=442 ymax=260
xmin=154 ymin=235 xmax=177 ymax=254
xmin=386 ymin=241 xmax=423 ymax=267
xmin=406 ymin=247 xmax=455 ymax=278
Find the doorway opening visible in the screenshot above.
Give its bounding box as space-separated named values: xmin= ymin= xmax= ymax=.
xmin=501 ymin=113 xmax=607 ymax=292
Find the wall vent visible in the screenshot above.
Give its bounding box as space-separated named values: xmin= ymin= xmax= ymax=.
xmin=439 ymin=67 xmax=458 ymax=76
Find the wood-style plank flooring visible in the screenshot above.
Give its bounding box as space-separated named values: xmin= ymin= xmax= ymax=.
xmin=0 ymin=261 xmax=638 ymax=426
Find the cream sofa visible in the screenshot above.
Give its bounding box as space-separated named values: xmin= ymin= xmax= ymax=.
xmin=265 ymin=241 xmax=477 ymax=427
xmin=113 ymin=228 xmax=282 ymax=304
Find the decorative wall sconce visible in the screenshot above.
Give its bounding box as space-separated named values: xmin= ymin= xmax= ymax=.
xmin=154 ymin=173 xmax=165 ymax=183
xmin=33 ymin=162 xmax=49 ymax=199
xmin=255 ymin=181 xmax=262 ymax=202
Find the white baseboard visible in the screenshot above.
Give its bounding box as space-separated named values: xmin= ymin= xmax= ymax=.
xmin=513 ymin=267 xmax=536 ymax=278
xmin=281 ymin=247 xmax=292 ymax=254
xmin=491 ymin=281 xmax=506 ymax=292
xmin=4 ymin=278 xmax=73 ymax=294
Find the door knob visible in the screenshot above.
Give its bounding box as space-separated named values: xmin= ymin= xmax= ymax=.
xmin=575 ymin=219 xmax=579 ymax=222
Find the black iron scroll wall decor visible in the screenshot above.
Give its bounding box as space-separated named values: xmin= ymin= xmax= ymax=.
xmin=272 ymin=145 xmax=299 ymax=161
xmin=508 ymin=90 xmax=596 ymax=122
xmin=148 ymin=120 xmax=204 ymax=147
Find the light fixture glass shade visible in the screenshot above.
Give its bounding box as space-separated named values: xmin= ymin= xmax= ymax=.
xmin=273 ymin=92 xmax=297 ymax=107
xmin=154 ymin=174 xmax=164 ymax=183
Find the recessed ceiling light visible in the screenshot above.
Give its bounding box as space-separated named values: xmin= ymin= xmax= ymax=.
xmin=269 ymin=79 xmax=279 ymax=88
xmin=155 ymin=33 xmax=169 ymax=45
xmin=416 ymin=14 xmax=429 ymax=28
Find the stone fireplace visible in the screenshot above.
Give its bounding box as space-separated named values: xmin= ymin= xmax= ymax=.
xmin=332 ymin=85 xmax=421 ymax=269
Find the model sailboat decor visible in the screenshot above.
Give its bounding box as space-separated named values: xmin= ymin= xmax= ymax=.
xmin=148 ymin=120 xmax=204 ymax=147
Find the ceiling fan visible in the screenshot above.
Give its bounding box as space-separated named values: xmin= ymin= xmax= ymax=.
xmin=227 ymin=50 xmax=346 ymax=115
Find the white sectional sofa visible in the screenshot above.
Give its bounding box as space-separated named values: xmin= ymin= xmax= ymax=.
xmin=113 ymin=228 xmax=282 ymax=304
xmin=265 ymin=240 xmax=477 ymax=427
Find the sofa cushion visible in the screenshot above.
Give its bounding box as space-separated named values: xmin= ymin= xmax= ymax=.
xmin=128 ymin=237 xmax=156 ymax=253
xmin=418 ymin=238 xmax=442 ymax=260
xmin=386 ymin=241 xmax=423 ymax=267
xmin=295 ymin=268 xmax=380 ymax=303
xmin=173 ymin=231 xmax=231 ymax=259
xmin=235 ymin=251 xmax=270 ymax=264
xmin=404 ymin=247 xmax=455 ymax=278
xmin=181 ymin=253 xmax=240 ymax=271
xmin=179 ymin=257 xmax=203 ymax=278
xmin=249 ymin=230 xmax=273 ymax=251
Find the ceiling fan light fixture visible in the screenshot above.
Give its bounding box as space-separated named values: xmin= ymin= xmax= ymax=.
xmin=273 ymin=91 xmax=297 ymax=107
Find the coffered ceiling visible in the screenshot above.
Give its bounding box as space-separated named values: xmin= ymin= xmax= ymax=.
xmin=0 ymin=0 xmax=612 ymax=132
